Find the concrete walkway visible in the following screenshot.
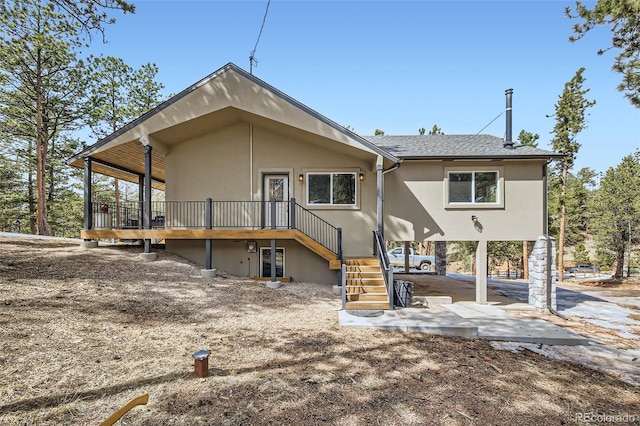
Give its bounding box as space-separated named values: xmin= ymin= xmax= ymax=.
xmin=338 ymin=302 xmax=590 ymax=345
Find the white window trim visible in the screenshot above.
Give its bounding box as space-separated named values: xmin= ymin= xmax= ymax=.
xmin=305 ymin=171 xmax=359 ymax=208
xmin=444 ymin=166 xmax=504 ymax=209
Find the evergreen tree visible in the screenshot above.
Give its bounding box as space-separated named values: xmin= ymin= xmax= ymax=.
xmin=52 ymin=0 xmax=134 ymax=34
xmin=572 ymin=243 xmax=591 ymax=265
xmin=567 ymin=0 xmax=640 ymax=107
xmin=85 ymin=55 xmax=166 ymax=208
xmin=517 ymin=129 xmax=540 ymax=147
xmin=0 ymin=0 xmax=89 ymax=235
xmin=428 ymin=124 xmax=444 ymax=135
xmin=589 ymin=152 xmax=640 ymax=278
xmin=0 ymin=146 xmax=26 ymax=232
xmin=548 ymin=68 xmax=596 ymax=280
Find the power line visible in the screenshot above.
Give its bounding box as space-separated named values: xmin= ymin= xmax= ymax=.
xmin=249 ymin=0 xmax=271 ymax=75
xmin=475 ymin=110 xmax=504 ymax=135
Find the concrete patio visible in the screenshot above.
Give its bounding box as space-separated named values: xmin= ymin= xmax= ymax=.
xmin=338 ymin=273 xmax=592 ymax=345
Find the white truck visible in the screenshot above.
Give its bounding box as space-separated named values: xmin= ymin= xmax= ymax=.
xmin=386 ymin=247 xmax=435 ymax=271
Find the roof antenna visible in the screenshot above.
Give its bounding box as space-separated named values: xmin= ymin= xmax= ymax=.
xmin=249 ymin=0 xmax=271 ymax=75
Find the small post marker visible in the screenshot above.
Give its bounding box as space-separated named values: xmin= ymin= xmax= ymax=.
xmin=192 ymin=349 xmax=211 ymax=378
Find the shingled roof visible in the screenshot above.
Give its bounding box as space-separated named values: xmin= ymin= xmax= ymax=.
xmin=366 ymin=134 xmax=563 ymax=160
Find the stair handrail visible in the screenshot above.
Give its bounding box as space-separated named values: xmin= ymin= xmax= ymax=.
xmin=293 ymin=201 xmax=341 ymax=259
xmin=373 ymin=230 xmax=394 ymax=310
xmin=341 ymin=263 xmax=347 ymax=310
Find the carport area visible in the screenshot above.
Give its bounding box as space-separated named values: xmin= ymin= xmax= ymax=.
xmin=396 ymin=273 xmax=528 ymax=307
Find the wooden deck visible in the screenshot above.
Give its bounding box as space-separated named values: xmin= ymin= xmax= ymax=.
xmin=81 ymin=228 xmax=341 ymax=270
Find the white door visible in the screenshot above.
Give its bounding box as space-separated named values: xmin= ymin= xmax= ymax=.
xmin=264 ymin=174 xmax=289 ymax=228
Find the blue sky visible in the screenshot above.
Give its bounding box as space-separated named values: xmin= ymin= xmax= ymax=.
xmin=88 ymin=0 xmax=639 ymax=175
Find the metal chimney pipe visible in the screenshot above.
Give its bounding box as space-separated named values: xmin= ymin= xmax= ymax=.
xmin=504 ymin=88 xmax=513 ymax=149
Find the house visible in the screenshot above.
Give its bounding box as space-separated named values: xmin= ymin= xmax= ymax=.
xmin=68 ymin=63 xmax=562 ymax=310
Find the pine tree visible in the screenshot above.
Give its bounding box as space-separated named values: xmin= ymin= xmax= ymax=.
xmin=548 ymin=68 xmax=596 ymax=280
xmin=567 ymin=0 xmax=640 ymax=107
xmin=589 ymin=152 xmax=640 ymax=278
xmin=0 ymin=1 xmax=89 ymax=235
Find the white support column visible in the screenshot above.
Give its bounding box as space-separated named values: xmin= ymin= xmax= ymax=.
xmin=475 ymin=240 xmax=488 ymax=304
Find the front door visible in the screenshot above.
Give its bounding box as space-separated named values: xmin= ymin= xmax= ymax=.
xmin=264 ymin=174 xmax=289 ymax=228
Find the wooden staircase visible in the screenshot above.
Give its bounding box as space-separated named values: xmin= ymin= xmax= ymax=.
xmin=344 ymin=258 xmax=390 ymax=310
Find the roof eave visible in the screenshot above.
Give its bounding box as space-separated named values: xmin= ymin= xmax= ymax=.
xmin=68 ymin=62 xmax=400 ymax=165
xmin=397 ymin=154 xmax=565 ymax=161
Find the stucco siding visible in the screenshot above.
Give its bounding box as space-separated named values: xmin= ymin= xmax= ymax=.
xmin=164 ymin=120 xmax=379 ymax=282
xmin=384 ymin=160 xmax=546 ymax=241
xmin=167 ymin=239 xmax=338 ymax=284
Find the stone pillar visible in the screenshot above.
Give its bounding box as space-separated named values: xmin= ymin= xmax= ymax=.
xmin=435 ymin=241 xmax=447 ymax=276
xmin=528 ymin=235 xmax=556 ymax=312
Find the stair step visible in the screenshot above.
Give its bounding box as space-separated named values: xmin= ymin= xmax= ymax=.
xmin=345 ymin=258 xmax=378 ymax=266
xmin=346 ymin=275 xmax=385 ymax=279
xmin=347 ymin=294 xmax=389 ymax=302
xmin=342 ymin=258 xmax=388 ymax=307
xmin=345 ymin=265 xmax=380 ymax=271
xmin=345 ymin=285 xmax=387 ymax=294
xmin=345 ymin=300 xmax=390 ymax=310
xmin=346 ymin=282 xmax=386 ymax=288
xmin=345 ymin=271 xmax=382 ymax=276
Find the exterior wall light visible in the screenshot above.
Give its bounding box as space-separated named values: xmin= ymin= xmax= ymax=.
xmin=359 ymin=172 xmax=365 ymax=181
xmin=471 ymin=215 xmax=478 ymax=222
xmin=298 ymin=173 xmax=304 ymax=182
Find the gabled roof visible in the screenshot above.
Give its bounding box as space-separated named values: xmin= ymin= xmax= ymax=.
xmin=68 ymin=63 xmax=400 ymax=171
xmin=366 ymin=134 xmax=563 ymax=160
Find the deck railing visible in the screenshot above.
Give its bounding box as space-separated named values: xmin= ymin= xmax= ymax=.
xmin=294 ymin=203 xmax=341 ymax=257
xmin=90 ymin=199 xmax=342 ymax=258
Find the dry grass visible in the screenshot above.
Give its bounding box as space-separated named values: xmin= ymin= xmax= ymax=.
xmin=1 ymin=238 xmax=639 ymax=425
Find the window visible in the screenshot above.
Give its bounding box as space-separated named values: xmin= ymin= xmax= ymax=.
xmin=261 ymin=247 xmax=285 ymax=278
xmin=307 ymin=172 xmax=356 ymax=205
xmin=446 ymin=170 xmax=500 ymax=206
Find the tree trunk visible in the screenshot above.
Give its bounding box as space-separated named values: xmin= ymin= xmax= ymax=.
xmin=614 ymin=249 xmax=624 ymax=278
xmin=558 ymin=159 xmax=568 ymax=282
xmin=35 ymin=49 xmax=51 ymax=236
xmin=27 ymin=140 xmax=36 ymax=234
xmin=522 ymin=241 xmax=529 ymax=280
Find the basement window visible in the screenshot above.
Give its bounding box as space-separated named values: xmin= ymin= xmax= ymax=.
xmin=445 ymin=168 xmax=503 ymax=208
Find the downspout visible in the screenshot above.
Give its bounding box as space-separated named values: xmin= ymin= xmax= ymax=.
xmin=250 ymin=123 xmax=254 ymax=201
xmin=377 ymin=160 xmax=401 ymax=236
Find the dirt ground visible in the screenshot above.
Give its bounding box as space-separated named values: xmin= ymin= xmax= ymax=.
xmin=1 ymin=238 xmax=639 ymax=425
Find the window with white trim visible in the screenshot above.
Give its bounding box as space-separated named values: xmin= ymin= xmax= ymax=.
xmin=307 ymin=172 xmax=356 ymax=205
xmin=448 ymin=171 xmax=499 ymax=204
